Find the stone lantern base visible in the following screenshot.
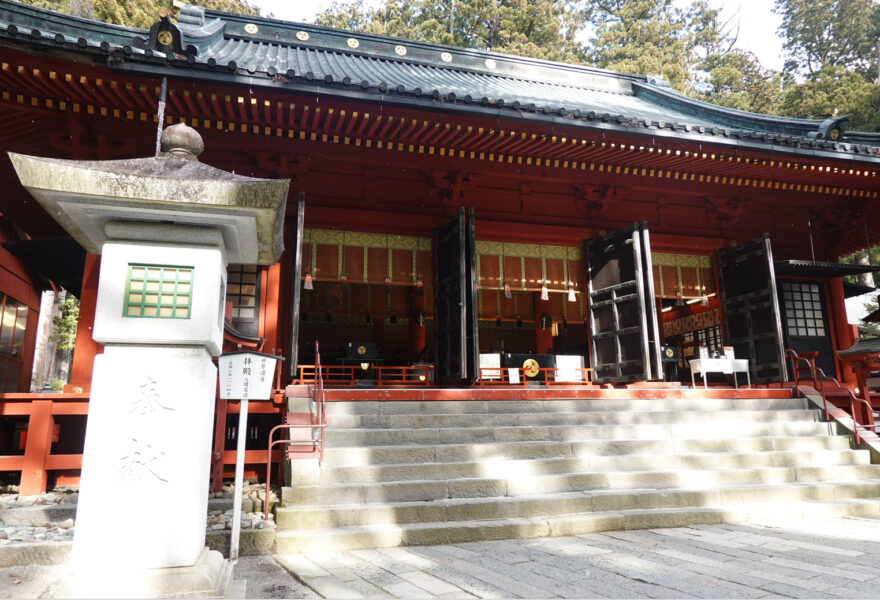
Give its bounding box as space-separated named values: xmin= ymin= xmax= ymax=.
xmin=47 ymin=548 xmax=233 ymax=599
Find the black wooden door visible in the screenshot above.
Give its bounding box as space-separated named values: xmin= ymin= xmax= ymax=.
xmin=717 ymin=235 xmax=788 ymax=383
xmin=585 ymin=222 xmax=662 ymax=384
xmin=286 ymin=193 xmax=305 ymax=381
xmin=433 ymin=208 xmax=479 ymax=385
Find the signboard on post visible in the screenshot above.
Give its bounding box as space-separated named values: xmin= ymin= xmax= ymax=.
xmin=219 ymin=351 xmax=279 ymax=400
xmin=217 ymin=350 xmax=281 ymax=563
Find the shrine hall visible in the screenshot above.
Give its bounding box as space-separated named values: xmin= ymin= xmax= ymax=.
xmin=0 ymin=0 xmax=878 ymax=493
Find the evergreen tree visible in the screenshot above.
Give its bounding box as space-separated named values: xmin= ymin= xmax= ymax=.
xmin=778 ymin=66 xmax=880 ymax=130
xmin=582 ymin=0 xmax=691 ymax=91
xmin=18 ymin=0 xmax=260 ymax=29
xmin=774 ymin=0 xmax=878 ymax=76
xmin=315 ymin=0 xmax=586 ymax=64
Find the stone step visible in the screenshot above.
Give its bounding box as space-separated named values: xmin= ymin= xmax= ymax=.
xmin=323 ymin=420 xmax=832 ymax=447
xmin=275 ymin=479 xmax=880 ymax=530
xmin=325 ymin=397 xmax=806 ymax=417
xmin=284 ymin=464 xmax=880 ymax=505
xmin=321 ymin=435 xmax=852 ymax=467
xmin=326 ymin=408 xmax=821 ymax=429
xmin=312 ymin=448 xmax=871 ymax=483
xmin=274 ymin=498 xmax=880 ymax=553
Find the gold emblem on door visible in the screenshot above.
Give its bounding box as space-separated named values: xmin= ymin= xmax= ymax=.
xmin=522 ymin=358 xmax=540 ymax=378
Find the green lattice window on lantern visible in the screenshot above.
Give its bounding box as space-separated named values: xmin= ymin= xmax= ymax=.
xmin=124 ymin=265 xmax=194 ymax=319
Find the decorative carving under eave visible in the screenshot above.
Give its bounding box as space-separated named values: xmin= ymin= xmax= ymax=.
xmin=254 ymin=153 xmax=310 ymax=185
xmin=814 ymin=203 xmax=868 ymax=255
xmin=705 ymin=195 xmax=752 ymax=226
xmin=431 ymin=171 xmax=483 ymax=207
xmin=573 ymin=183 xmax=619 ymax=214
xmin=814 ymin=204 xmax=865 ymax=231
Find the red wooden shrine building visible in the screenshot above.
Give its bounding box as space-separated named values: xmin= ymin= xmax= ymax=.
xmin=0 ymin=0 xmax=879 ymax=493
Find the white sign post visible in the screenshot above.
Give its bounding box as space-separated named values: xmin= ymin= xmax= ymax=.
xmin=218 ymin=351 xmax=280 ymax=563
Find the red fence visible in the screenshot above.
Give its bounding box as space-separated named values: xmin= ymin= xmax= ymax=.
xmin=0 ymin=392 xmax=88 ymax=495
xmin=0 ymin=391 xmax=286 ymax=495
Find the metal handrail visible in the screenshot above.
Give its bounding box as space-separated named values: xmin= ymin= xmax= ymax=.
xmin=264 ymin=341 xmax=327 ymax=521
xmin=785 ymin=349 xmax=827 ymax=420
xmin=784 ymin=348 xmax=878 ymax=444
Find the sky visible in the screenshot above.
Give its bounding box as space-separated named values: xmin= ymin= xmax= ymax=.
xmin=251 ymin=0 xmax=785 ymax=71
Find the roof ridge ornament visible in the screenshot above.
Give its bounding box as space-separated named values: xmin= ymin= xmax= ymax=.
xmin=809 ymin=114 xmax=851 ymax=141
xmin=132 ymin=11 xmax=198 ymax=59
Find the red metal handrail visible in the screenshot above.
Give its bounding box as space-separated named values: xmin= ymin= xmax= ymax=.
xmin=786 ymin=349 xmax=827 ymax=421
xmin=264 ymin=341 xmax=327 ymax=520
xmin=785 ymin=349 xmax=878 ymax=444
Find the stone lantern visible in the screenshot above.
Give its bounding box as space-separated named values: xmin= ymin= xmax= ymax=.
xmin=10 ymin=124 xmax=288 ymax=597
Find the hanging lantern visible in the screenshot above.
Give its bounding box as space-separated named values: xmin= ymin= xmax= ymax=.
xmin=501 ymin=241 xmax=512 ymax=299
xmin=516 ymin=314 xmax=522 ymax=327
xmin=700 ymin=294 xmax=710 ymax=307
xmin=415 ymin=275 xmax=424 ymax=296
xmin=416 ymin=310 xmax=425 ymax=327
xmin=539 ymin=245 xmax=549 ymax=301
xmin=384 ymin=274 xmax=391 ymax=294
xmin=496 ymin=313 xmax=502 ymax=327
xmin=303 ymin=272 xmax=314 ymax=291
xmin=340 ymin=232 xmax=349 ymax=292
xmin=567 ymin=284 xmax=576 ymax=303
xmin=675 ymin=290 xmax=684 ymax=306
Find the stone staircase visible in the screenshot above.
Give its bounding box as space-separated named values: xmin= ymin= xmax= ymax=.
xmin=275 ymin=395 xmax=880 ymax=553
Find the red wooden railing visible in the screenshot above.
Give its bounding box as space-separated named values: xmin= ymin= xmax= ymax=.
xmin=785 ymin=349 xmax=878 ymax=445
xmin=293 ymin=364 xmax=434 ymax=387
xmin=0 ymin=392 xmax=89 ymax=495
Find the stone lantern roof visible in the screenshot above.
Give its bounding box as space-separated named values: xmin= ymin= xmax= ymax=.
xmin=9 ymin=123 xmax=290 ymax=265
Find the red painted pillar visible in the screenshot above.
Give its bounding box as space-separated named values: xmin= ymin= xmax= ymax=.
xmin=827 ymin=277 xmax=857 ymax=386
xmin=534 ymin=295 xmax=554 ymax=355
xmin=410 ymin=289 xmax=426 ymax=360
xmin=20 ymin=400 xmax=53 ymax=495
xmin=68 ymin=253 xmax=103 ymax=391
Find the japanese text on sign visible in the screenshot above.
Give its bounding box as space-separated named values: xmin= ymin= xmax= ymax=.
xmin=218 ymin=352 xmax=278 ymax=399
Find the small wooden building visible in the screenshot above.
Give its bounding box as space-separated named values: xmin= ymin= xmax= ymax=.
xmin=0 ymin=1 xmax=879 ymax=490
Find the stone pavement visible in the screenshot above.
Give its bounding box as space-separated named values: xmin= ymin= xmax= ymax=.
xmin=6 ymin=516 xmax=880 ymax=597
xmin=275 ymin=516 xmax=880 ymax=599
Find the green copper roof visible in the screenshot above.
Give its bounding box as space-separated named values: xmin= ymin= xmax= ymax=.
xmin=1 ymin=0 xmax=879 ymax=160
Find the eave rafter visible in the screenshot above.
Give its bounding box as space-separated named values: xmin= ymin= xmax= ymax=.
xmin=0 ymin=51 xmax=878 ymax=204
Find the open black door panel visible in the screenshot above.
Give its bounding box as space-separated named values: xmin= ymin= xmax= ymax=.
xmin=717 ymin=234 xmax=787 ymax=383
xmin=433 ymin=208 xmax=479 ymax=385
xmin=585 ymin=222 xmax=661 ymax=384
